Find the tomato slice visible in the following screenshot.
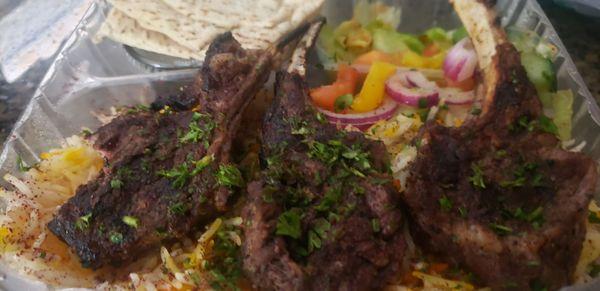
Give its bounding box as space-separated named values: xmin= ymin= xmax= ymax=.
xmin=310 ymin=65 xmax=360 ymax=111
xmin=423 ymin=43 xmax=441 ymax=57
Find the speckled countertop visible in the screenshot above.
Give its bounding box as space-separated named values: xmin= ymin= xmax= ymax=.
xmin=0 ymin=1 xmax=598 ymax=143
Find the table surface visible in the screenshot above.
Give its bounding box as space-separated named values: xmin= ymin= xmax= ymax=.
xmin=0 ymin=1 xmax=598 ymax=143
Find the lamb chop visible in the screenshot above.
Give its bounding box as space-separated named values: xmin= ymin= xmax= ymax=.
xmin=241 ymin=22 xmax=408 ymax=290
xmin=47 ymin=29 xmax=306 ymax=269
xmin=403 ymin=0 xmax=598 ymax=290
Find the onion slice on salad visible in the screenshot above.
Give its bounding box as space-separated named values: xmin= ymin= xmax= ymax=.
xmin=439 ymin=87 xmax=475 ymax=105
xmin=318 ymin=98 xmax=398 ymax=130
xmin=385 ymin=71 xmax=439 ymax=107
xmin=443 ymin=38 xmax=478 ymax=82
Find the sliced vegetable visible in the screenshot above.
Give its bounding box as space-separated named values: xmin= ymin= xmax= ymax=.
xmin=353 ymin=50 xmax=400 ymax=66
xmin=334 ymin=94 xmax=354 ymax=112
xmin=439 ymin=88 xmax=475 ymax=105
xmin=552 ymin=90 xmax=574 ymax=141
xmin=352 ymin=61 xmax=398 ymax=112
xmin=319 ymin=98 xmax=399 ymax=130
xmin=520 ymin=51 xmax=556 ymax=93
xmin=424 ymin=27 xmax=449 ymax=43
xmin=445 ymin=77 xmax=476 ymax=91
xmin=423 ymin=43 xmax=441 ymax=57
xmin=451 ymin=27 xmax=468 ymax=44
xmin=385 ymin=71 xmax=439 ymax=107
xmin=401 ymin=50 xmax=426 ymax=68
xmin=353 ymin=0 xmax=402 ymax=29
xmin=372 ymin=29 xmax=410 ymax=54
xmin=443 ymin=38 xmax=478 ymax=82
xmin=310 ymin=65 xmax=360 ymax=111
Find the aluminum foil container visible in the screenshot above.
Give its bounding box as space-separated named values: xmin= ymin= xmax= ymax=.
xmin=0 ymin=0 xmax=598 ymax=290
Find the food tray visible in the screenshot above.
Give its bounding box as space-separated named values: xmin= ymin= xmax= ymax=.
xmin=0 ymin=0 xmax=598 ymax=290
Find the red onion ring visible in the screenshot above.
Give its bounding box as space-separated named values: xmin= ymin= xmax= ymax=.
xmin=318 ymin=98 xmax=399 ymax=130
xmin=443 ymin=38 xmax=478 ymax=82
xmin=385 ymin=72 xmax=439 ymax=107
xmin=439 ymin=88 xmax=475 ymax=105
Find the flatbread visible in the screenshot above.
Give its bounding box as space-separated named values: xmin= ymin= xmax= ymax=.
xmin=107 ymin=0 xmax=228 ymax=51
xmin=161 ymin=0 xmax=294 ymax=28
xmin=97 ymin=9 xmax=204 ymax=60
xmin=102 ymin=0 xmax=324 ymax=59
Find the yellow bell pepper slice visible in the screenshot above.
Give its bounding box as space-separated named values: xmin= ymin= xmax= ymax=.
xmin=425 ymin=51 xmax=447 ymax=69
xmin=351 ymin=61 xmax=397 ymax=112
xmin=401 ymin=50 xmax=426 ymax=68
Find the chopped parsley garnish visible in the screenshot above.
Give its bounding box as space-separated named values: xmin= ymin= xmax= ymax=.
xmin=527 ymin=260 xmax=541 ymax=267
xmin=110 ymin=178 xmax=123 ymax=189
xmin=16 ymin=156 xmax=31 ymax=172
xmin=75 ymin=213 xmax=92 ymax=230
xmin=418 ymin=98 xmax=429 ymax=109
xmin=588 ymin=212 xmax=600 ymax=224
xmin=204 ymin=218 xmax=243 ymax=290
xmin=315 ymin=112 xmax=327 ymax=124
xmin=470 ymin=107 xmax=482 ymax=116
xmin=179 ymin=112 xmax=216 ymax=147
xmin=216 ymin=164 xmax=243 ymax=188
xmin=81 ymin=128 xmax=93 ymax=137
xmin=109 ymin=232 xmax=124 ymax=244
xmin=334 ymin=94 xmax=354 ymax=112
xmin=276 ymin=209 xmax=302 ymax=239
xmin=126 ymin=104 xmax=150 ymax=114
xmin=439 ymin=195 xmax=453 ymax=212
xmin=469 ymin=163 xmax=486 ymax=189
xmin=589 ymin=263 xmax=600 ymax=277
xmin=495 ymin=149 xmax=507 ymax=158
xmin=458 ymin=207 xmax=468 ymax=218
xmin=371 ymin=218 xmax=381 ymax=233
xmin=537 ymin=115 xmax=558 ymax=136
xmin=169 ymin=202 xmax=188 ymax=215
xmin=315 ymin=186 xmax=342 ymax=212
xmin=489 ymin=223 xmax=513 ymax=236
xmin=122 ymin=216 xmax=139 ymax=228
xmin=158 ymin=155 xmax=214 ymax=189
xmin=500 ymin=162 xmax=544 ymax=188
xmin=511 ymin=115 xmax=559 ymax=137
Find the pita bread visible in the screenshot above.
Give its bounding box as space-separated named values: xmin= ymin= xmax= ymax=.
xmin=97 ymin=9 xmax=204 ymax=60
xmin=101 ymin=0 xmax=324 ymax=60
xmin=107 ymin=0 xmax=228 ymax=51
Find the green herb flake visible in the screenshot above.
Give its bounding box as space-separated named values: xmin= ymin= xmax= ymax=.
xmin=169 ymin=202 xmax=188 ymax=215
xmin=109 ymin=232 xmax=124 ymax=244
xmin=588 ymin=212 xmax=600 ymax=224
xmin=527 ymin=260 xmax=541 ymax=267
xmin=75 ymin=213 xmax=92 ymax=230
xmin=458 ymin=207 xmax=468 ymax=218
xmin=589 ymin=263 xmax=600 ymax=277
xmin=16 ymin=156 xmax=31 ymax=172
xmin=418 ymin=98 xmax=429 ymax=109
xmin=489 ymin=223 xmax=513 ymax=236
xmin=307 ymin=230 xmax=322 ymax=253
xmin=276 ymin=209 xmax=302 ymax=239
xmin=469 ymin=163 xmax=486 ymax=189
xmin=334 ymin=94 xmax=354 ymax=112
xmin=439 ymin=195 xmax=453 ymax=212
xmin=81 ymin=128 xmax=93 ymax=137
xmin=110 ymin=178 xmax=124 ymax=189
xmin=316 ymin=112 xmax=327 ymax=124
xmin=470 ymin=107 xmax=482 ymax=116
xmin=538 ymin=115 xmax=558 ymax=136
xmin=216 ymin=164 xmax=243 ymax=188
xmin=122 ymin=216 xmax=139 ymax=228
xmin=371 ymin=218 xmax=381 ymax=233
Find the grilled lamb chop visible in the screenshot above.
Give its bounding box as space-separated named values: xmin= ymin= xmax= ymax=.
xmin=241 ymin=22 xmax=408 ymax=291
xmin=403 ymin=0 xmax=598 ymax=289
xmin=48 ymin=33 xmax=280 ymax=269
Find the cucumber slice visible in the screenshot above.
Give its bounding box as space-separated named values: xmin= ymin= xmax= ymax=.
xmin=520 ymin=52 xmax=557 ymax=93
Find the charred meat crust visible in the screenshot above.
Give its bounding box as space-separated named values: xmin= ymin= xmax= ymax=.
xmin=242 ymin=72 xmax=407 ymax=291
xmin=48 ymin=33 xmax=273 ymax=269
xmin=404 ymin=42 xmax=597 ymax=290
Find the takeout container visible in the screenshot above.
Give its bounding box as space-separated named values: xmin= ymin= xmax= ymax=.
xmin=0 ymin=0 xmax=598 ymax=290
